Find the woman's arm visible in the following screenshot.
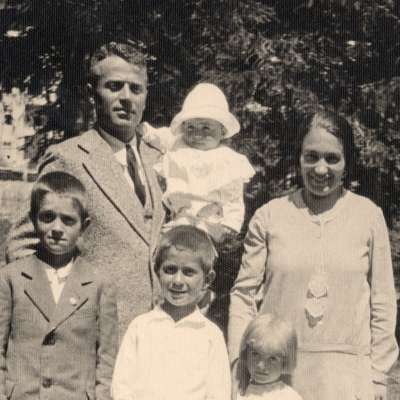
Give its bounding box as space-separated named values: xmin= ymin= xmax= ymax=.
xmin=369 ymin=208 xmax=399 ymax=388
xmin=228 ymin=206 xmax=269 ymax=362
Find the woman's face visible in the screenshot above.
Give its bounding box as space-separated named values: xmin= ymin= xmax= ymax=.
xmin=300 ymin=126 xmax=345 ymax=198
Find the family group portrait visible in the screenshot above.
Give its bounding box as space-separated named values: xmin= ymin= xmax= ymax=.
xmin=0 ymin=0 xmax=400 ymax=399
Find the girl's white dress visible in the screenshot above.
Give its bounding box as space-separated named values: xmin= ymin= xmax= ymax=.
xmin=238 ymin=382 xmax=303 ymax=400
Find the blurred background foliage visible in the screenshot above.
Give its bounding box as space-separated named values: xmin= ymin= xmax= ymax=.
xmin=1 ymin=0 xmax=400 ymax=272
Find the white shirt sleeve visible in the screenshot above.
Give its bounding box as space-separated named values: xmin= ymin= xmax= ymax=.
xmin=206 ymin=329 xmax=231 ymax=400
xmin=111 ymin=322 xmax=139 ymax=400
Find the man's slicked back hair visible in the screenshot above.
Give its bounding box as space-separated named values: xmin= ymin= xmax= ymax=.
xmin=88 ymin=40 xmax=147 ymax=86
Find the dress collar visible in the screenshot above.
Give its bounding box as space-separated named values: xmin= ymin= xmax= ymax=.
xmin=247 ymin=380 xmax=285 ymax=395
xmin=292 ymin=188 xmax=351 ymax=223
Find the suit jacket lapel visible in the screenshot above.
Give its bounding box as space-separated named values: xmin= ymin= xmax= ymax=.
xmin=49 ymin=257 xmax=92 ymax=330
xmin=78 ymin=130 xmax=150 ymax=244
xmin=22 ymin=255 xmax=56 ymax=323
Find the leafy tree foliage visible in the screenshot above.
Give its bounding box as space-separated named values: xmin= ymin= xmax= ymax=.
xmin=2 ymin=0 xmax=400 ymax=268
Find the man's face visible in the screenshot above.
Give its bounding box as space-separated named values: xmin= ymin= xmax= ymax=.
xmin=91 ymin=56 xmax=148 ymax=142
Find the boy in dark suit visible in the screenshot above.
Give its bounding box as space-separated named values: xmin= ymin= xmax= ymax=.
xmin=0 ymin=171 xmax=118 ymax=400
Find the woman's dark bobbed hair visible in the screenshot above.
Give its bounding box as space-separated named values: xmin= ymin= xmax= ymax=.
xmin=294 ymin=109 xmax=358 ymax=188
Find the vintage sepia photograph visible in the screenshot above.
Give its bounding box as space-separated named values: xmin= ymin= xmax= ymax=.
xmin=0 ymin=1 xmax=399 ymax=399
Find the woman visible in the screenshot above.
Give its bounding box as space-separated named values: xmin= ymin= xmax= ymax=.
xmin=228 ymin=110 xmax=398 ymax=400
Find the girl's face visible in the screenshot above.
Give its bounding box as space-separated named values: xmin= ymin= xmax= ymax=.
xmin=181 ymin=118 xmax=224 ymax=151
xmin=300 ymin=125 xmax=345 ymax=199
xmin=246 ymin=347 xmax=283 ymax=385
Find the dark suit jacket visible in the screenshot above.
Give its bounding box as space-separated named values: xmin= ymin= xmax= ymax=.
xmin=0 ymin=253 xmax=118 ymax=400
xmin=6 ymin=129 xmax=165 ymax=335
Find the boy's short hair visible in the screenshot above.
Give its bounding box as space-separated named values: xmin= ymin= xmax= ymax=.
xmin=154 ymin=226 xmax=216 ymax=274
xmin=239 ymin=313 xmax=298 ymax=375
xmin=30 ymin=171 xmax=88 ymax=223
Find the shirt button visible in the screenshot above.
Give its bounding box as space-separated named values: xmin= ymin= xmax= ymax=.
xmin=42 ymin=378 xmax=52 ymax=388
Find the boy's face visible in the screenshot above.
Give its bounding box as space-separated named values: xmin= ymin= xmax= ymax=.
xmin=158 ymin=247 xmax=210 ymax=313
xmin=181 ymin=118 xmax=224 ymax=151
xmin=35 ymin=193 xmax=85 ymax=257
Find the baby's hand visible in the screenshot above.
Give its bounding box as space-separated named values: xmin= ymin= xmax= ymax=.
xmin=374 ymin=383 xmax=387 ymax=400
xmin=165 ymin=193 xmax=192 ymax=215
xmin=203 ymin=222 xmax=227 ymax=243
xmin=197 ymin=203 xmax=223 ymax=219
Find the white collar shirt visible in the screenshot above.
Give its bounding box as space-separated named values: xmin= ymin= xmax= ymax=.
xmin=99 ymin=127 xmax=147 ymax=192
xmin=112 ymin=306 xmax=231 ymax=400
xmin=44 ymin=261 xmax=73 ymax=304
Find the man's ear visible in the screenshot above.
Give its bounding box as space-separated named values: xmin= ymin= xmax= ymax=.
xmin=204 ymin=269 xmax=216 ymax=288
xmin=81 ymin=217 xmax=91 ymax=233
xmin=86 ymin=83 xmax=95 ymax=103
xmin=29 ymin=211 xmax=36 ymax=227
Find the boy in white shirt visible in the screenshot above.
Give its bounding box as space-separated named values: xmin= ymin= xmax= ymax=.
xmin=111 ymin=225 xmax=231 ymax=400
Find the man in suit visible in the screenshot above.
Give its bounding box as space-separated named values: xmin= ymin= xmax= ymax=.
xmin=6 ymin=41 xmax=165 ymax=335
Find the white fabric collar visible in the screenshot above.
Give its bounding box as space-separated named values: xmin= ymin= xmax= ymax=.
xmin=98 ymin=127 xmax=139 ymax=167
xmin=152 ymin=305 xmax=206 ymax=326
xmin=44 ymin=260 xmax=73 ymax=282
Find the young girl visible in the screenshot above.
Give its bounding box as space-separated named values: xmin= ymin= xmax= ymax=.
xmin=235 ymin=313 xmax=302 ymax=400
xmin=142 ymin=83 xmax=255 ymax=243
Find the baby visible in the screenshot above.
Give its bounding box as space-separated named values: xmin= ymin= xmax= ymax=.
xmin=142 ymin=83 xmax=255 ymax=243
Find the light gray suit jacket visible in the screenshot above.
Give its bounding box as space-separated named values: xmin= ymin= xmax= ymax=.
xmin=6 ymin=129 xmax=166 ymax=335
xmin=0 ymin=253 xmax=118 ymax=400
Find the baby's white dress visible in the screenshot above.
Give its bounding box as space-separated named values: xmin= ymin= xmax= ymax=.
xmin=143 ymin=123 xmax=255 ymax=233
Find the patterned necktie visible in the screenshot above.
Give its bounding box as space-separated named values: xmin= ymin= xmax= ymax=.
xmin=126 ymin=144 xmax=146 ymax=206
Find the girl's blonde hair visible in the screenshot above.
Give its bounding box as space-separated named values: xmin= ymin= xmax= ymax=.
xmin=239 ymin=313 xmax=298 ymax=376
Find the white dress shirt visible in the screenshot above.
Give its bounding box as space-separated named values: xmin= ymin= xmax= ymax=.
xmin=99 ymin=128 xmax=147 ymax=194
xmin=44 ymin=261 xmax=73 ymax=304
xmin=112 ymin=306 xmax=231 ymax=400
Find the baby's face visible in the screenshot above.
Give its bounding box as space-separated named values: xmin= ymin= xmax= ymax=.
xmin=181 ymin=118 xmax=224 ymax=151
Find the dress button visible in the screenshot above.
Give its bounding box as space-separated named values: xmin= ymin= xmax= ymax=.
xmin=42 ymin=378 xmax=52 ymax=388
